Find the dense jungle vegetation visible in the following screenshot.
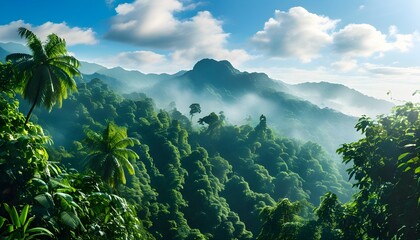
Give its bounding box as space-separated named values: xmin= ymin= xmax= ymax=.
xmin=0 ymin=28 xmax=419 ymax=239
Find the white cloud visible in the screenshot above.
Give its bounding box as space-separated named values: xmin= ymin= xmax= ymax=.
xmin=251 ymin=7 xmax=339 ymax=62
xmin=388 ymin=25 xmax=418 ymax=52
xmin=34 ymin=22 xmax=97 ymax=46
xmin=332 ymin=24 xmax=417 ymax=58
xmin=115 ymin=51 xmax=168 ymax=71
xmin=362 ymin=63 xmax=420 ymax=75
xmin=331 ymin=59 xmax=359 ymax=72
xmin=106 ymin=0 xmax=250 ymax=67
xmin=359 ymin=5 xmax=365 ymax=10
xmin=252 ymin=7 xmax=417 ymax=63
xmin=333 ymin=24 xmax=392 ymax=57
xmin=0 ymin=20 xmax=30 ymax=43
xmin=0 ymin=20 xmax=97 ymax=46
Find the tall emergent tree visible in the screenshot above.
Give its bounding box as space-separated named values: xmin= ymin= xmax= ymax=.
xmin=189 ymin=103 xmax=201 ymax=122
xmin=84 ymin=122 xmax=140 ymax=189
xmin=6 ymin=27 xmax=80 ymax=125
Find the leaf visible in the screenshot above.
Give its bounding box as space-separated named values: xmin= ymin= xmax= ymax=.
xmin=0 ymin=217 xmax=5 ymax=228
xmin=60 ymin=211 xmax=80 ymax=229
xmin=35 ymin=193 xmax=54 ymax=209
xmin=4 ymin=203 xmax=20 ymax=227
xmin=415 ymin=166 xmax=420 ymax=174
xmin=398 ymin=152 xmax=410 ymax=161
xmin=26 ymin=227 xmax=54 ymax=239
xmin=22 ymin=215 xmax=34 ymax=234
xmin=55 ymin=192 xmax=74 ymax=203
xmin=19 ymin=205 xmax=30 ymax=224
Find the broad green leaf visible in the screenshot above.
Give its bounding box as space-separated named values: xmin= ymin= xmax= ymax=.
xmin=35 ymin=193 xmax=54 ymax=209
xmin=4 ymin=203 xmax=20 ymax=227
xmin=0 ymin=217 xmax=5 ymax=228
xmin=60 ymin=211 xmax=80 ymax=229
xmin=19 ymin=205 xmax=30 ymax=224
xmin=26 ymin=226 xmax=54 ymax=239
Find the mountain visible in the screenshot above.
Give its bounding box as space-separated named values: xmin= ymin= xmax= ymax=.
xmin=94 ymin=66 xmax=178 ymax=91
xmin=79 ymin=61 xmax=106 ymax=74
xmin=0 ymin=42 xmax=30 ymax=55
xmin=182 ymin=58 xmax=288 ymax=94
xmin=0 ymin=46 xmax=9 ymax=62
xmin=141 ymin=59 xmax=360 ymax=155
xmin=289 ymin=82 xmax=394 ymax=117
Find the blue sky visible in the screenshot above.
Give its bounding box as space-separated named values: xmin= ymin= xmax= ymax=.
xmin=1 ymin=0 xmax=419 ymax=102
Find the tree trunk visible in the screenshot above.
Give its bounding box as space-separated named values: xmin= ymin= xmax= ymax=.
xmin=24 ymin=101 xmax=37 ymax=125
xmin=24 ymin=87 xmax=41 ymax=126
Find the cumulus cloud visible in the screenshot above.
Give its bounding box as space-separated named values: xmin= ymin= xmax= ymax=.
xmin=332 ymin=24 xmax=418 ymax=58
xmin=106 ymin=0 xmax=250 ymax=67
xmin=0 ymin=20 xmax=31 ymax=43
xmin=0 ymin=20 xmax=97 ymax=46
xmin=333 ymin=24 xmax=391 ymax=57
xmin=252 ymin=7 xmax=417 ymax=63
xmin=251 ymin=7 xmax=339 ymax=62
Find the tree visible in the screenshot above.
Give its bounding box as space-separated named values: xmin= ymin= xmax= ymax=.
xmin=84 ymin=122 xmax=140 ymax=189
xmin=189 ymin=103 xmax=201 ymax=122
xmin=6 ymin=27 xmax=80 ymax=125
xmin=337 ymin=102 xmax=420 ymax=239
xmin=257 ymin=198 xmax=302 ymax=240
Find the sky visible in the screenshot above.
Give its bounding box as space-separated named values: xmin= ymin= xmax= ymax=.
xmin=0 ymin=0 xmax=419 ymax=102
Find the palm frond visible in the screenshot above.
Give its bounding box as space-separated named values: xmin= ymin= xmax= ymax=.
xmin=48 ymin=65 xmax=77 ymax=92
xmin=114 ymin=137 xmax=140 ymax=148
xmin=49 ymin=57 xmax=81 ymax=78
xmin=6 ymin=53 xmax=32 ymax=62
xmin=115 ymin=154 xmax=135 ymax=175
xmin=113 ymin=148 xmax=139 ymax=160
xmin=18 ymin=28 xmax=46 ymax=62
xmin=45 ymin=34 xmax=67 ymax=58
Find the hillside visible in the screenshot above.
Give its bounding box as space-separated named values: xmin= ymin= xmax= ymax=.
xmin=19 ymin=78 xmax=353 ymax=239
xmin=145 ymin=59 xmax=360 ymax=155
xmin=289 ymin=82 xmax=394 ymax=117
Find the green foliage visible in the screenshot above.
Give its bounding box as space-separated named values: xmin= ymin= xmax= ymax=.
xmin=256 ymin=103 xmax=420 ymax=240
xmin=0 ymin=93 xmax=151 ymax=239
xmin=0 ymin=203 xmax=54 ymax=239
xmin=189 ymin=103 xmax=201 ymax=122
xmin=337 ymin=102 xmax=420 ymax=239
xmin=0 ymin=95 xmax=51 ymax=204
xmin=17 ymin=78 xmax=359 ymax=239
xmin=256 ymin=198 xmax=302 ymax=240
xmin=0 ymin=61 xmax=19 ymax=95
xmin=84 ymin=122 xmax=140 ymax=189
xmin=6 ymin=27 xmax=80 ymax=124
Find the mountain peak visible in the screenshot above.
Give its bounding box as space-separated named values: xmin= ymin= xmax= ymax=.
xmin=192 ymin=58 xmax=240 ymax=76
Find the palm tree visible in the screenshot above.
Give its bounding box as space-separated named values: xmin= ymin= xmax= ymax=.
xmin=84 ymin=122 xmax=140 ymax=189
xmin=6 ymin=27 xmax=80 ymax=125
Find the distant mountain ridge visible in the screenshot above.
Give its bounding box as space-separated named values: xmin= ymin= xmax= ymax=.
xmin=289 ymin=82 xmax=394 ymax=117
xmin=163 ymin=59 xmax=361 ymax=154
xmin=1 ymin=43 xmax=395 ymax=154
